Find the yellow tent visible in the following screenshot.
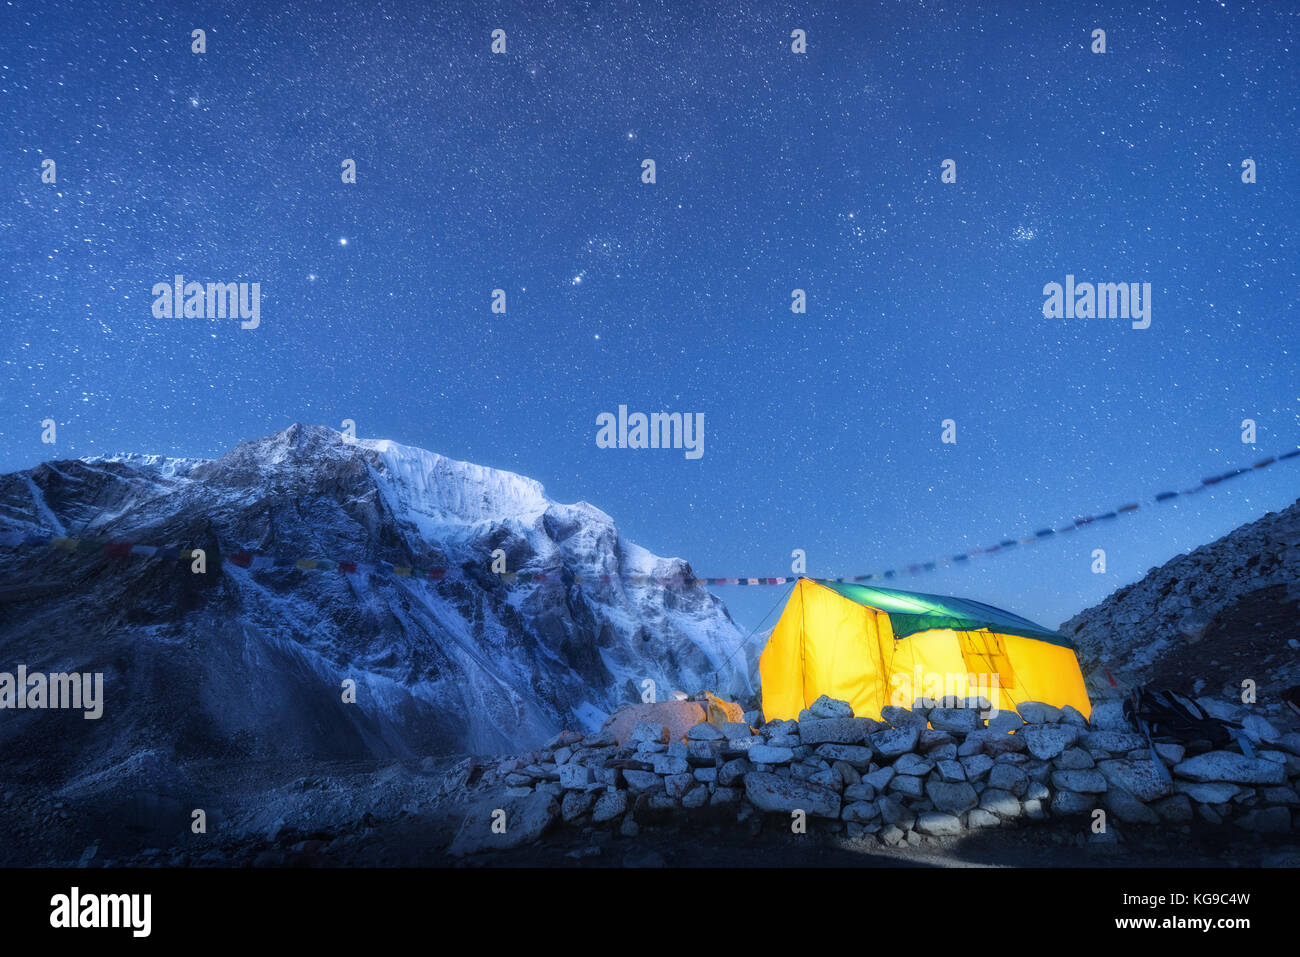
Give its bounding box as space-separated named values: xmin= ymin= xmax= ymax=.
xmin=759 ymin=578 xmax=1091 ymax=722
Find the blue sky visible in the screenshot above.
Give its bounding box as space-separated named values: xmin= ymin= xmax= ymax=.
xmin=2 ymin=0 xmax=1298 ymax=632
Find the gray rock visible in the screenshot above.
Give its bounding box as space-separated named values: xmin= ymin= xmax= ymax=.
xmin=809 ymin=768 xmax=842 ymax=791
xmin=1024 ymin=780 xmax=1050 ymax=802
xmin=686 ymin=722 xmax=725 ymax=741
xmin=799 ymin=717 xmax=878 ymax=745
xmin=686 ymin=739 xmax=724 ymax=765
xmin=1174 ymin=751 xmax=1287 ymax=785
xmin=720 ymin=722 xmax=753 ymax=740
xmin=682 ymin=786 xmax=709 ymax=809
xmin=1019 ymin=724 xmax=1081 ymax=760
xmin=1060 ymin=705 xmax=1089 ymax=727
xmin=844 ymin=782 xmax=876 ymax=803
xmin=1054 ymin=748 xmax=1095 ymax=770
xmin=1103 ymin=787 xmax=1160 ymax=824
xmin=747 ymin=745 xmax=795 ymax=765
xmin=960 ymin=754 xmax=995 ymax=782
xmin=979 ymin=788 xmax=1021 ymax=818
xmin=893 ymin=753 xmax=934 ymax=776
xmin=448 ymin=792 xmax=559 ymax=856
xmin=665 ymin=773 xmax=695 ymax=798
xmin=1081 ymin=730 xmax=1147 ymax=753
xmin=871 ymin=724 xmax=921 ymax=757
xmin=1174 ymin=780 xmax=1239 ymax=804
xmin=918 ymin=729 xmax=957 ymax=753
xmin=925 ymin=742 xmax=960 ymax=762
xmin=842 ymin=801 xmax=880 ymax=823
xmin=967 ymin=808 xmax=1001 ymax=828
xmin=967 ymin=728 xmax=1027 ymax=755
xmin=1087 ymin=700 xmax=1132 ymax=731
xmin=650 ymin=754 xmax=689 ymax=776
xmin=881 ymin=706 xmax=928 ymax=729
xmin=814 ymin=744 xmax=874 ymax=770
xmin=879 ymin=824 xmax=906 ymax=846
xmin=1051 ymin=769 xmax=1108 ymax=793
xmin=622 ymin=770 xmax=664 ymax=793
xmin=1050 ymin=789 xmax=1094 ymax=816
xmin=711 ymin=787 xmax=741 ymax=805
xmin=889 ymin=774 xmax=925 ymax=799
xmin=987 ymin=764 xmax=1029 ymax=796
xmin=718 ymin=758 xmax=750 ymax=787
xmin=876 ymin=795 xmax=916 ymax=829
xmin=1153 ymin=742 xmax=1185 ymax=765
xmin=985 ymin=710 xmax=1024 ymax=734
xmin=809 ymin=695 xmax=855 ymax=719
xmin=928 ymin=707 xmax=980 ymax=733
xmin=864 ymin=766 xmax=895 ymax=791
xmin=936 ymin=760 xmax=967 ymax=782
xmin=833 ymin=761 xmax=861 ymax=787
xmin=558 ymin=764 xmax=595 ymax=789
xmin=1240 ymin=714 xmax=1280 ymax=745
xmin=744 ymin=771 xmax=841 ymax=818
xmin=591 ymin=789 xmax=628 ymax=823
xmin=1097 ymin=759 xmax=1174 ymax=802
xmin=1017 ymin=701 xmax=1063 ymax=724
xmin=925 ymin=780 xmax=979 ymax=814
xmin=629 ymin=721 xmax=668 ymax=745
xmin=561 ymin=790 xmax=596 ymax=821
xmin=916 ymin=811 xmax=963 ymax=836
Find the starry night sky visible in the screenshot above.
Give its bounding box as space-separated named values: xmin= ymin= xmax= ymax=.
xmin=2 ymin=0 xmax=1298 ymax=633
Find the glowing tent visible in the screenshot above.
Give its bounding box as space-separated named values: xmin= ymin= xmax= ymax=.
xmin=759 ymin=578 xmax=1091 ymax=722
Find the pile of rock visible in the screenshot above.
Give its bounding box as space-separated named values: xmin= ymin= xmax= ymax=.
xmin=446 ymin=695 xmax=1300 ymax=854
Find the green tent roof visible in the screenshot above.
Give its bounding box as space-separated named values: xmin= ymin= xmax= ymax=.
xmin=811 ymin=579 xmax=1074 ymax=649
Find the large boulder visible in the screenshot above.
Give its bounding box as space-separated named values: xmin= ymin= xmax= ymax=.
xmin=880 ymin=706 xmax=928 ymax=730
xmin=926 ymin=780 xmax=979 ymax=814
xmin=591 ymin=788 xmax=628 ymax=823
xmin=1174 ymin=780 xmax=1239 ymax=803
xmin=744 ymin=772 xmax=841 ymax=818
xmin=1017 ymin=701 xmax=1063 ymax=724
xmin=808 ymin=695 xmax=855 ymax=719
xmin=1050 ymin=789 xmax=1093 ymax=815
xmin=870 ymin=725 xmax=921 ymax=757
xmin=448 ymin=792 xmax=559 ymax=856
xmin=987 ymin=763 xmax=1029 ymax=796
xmin=799 ymin=717 xmax=878 ymax=745
xmin=928 ymin=708 xmax=980 ymax=733
xmin=1096 ymin=759 xmax=1174 ymax=802
xmin=1018 ymin=724 xmax=1081 ymax=760
xmin=1173 ymin=752 xmax=1288 ymax=785
xmin=606 ymin=701 xmax=708 ymax=746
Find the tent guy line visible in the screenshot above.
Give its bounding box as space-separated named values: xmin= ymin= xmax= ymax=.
xmin=9 ymin=444 xmax=1300 ymax=588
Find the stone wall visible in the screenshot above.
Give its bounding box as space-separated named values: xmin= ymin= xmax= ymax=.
xmin=445 ymin=695 xmax=1300 ymax=855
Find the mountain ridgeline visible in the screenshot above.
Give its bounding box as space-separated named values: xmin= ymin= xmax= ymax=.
xmin=0 ymin=424 xmax=752 ymax=794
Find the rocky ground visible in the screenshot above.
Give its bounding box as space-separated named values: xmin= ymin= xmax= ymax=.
xmin=10 ymin=691 xmax=1296 ymax=869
